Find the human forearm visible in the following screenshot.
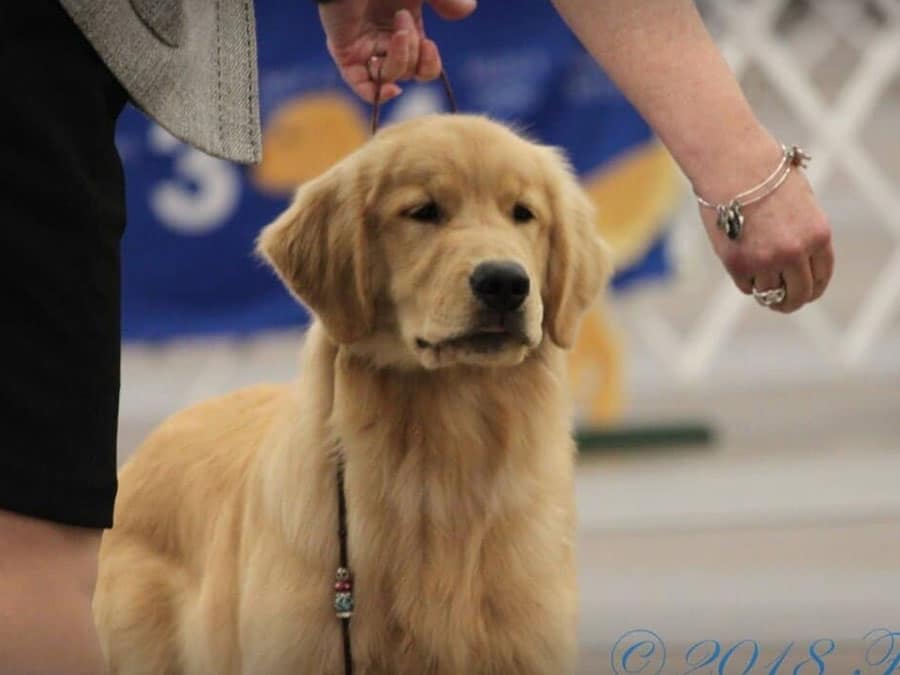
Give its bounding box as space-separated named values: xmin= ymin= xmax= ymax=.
xmin=551 ymin=0 xmax=832 ymax=313
xmin=550 ymin=0 xmax=780 ymax=201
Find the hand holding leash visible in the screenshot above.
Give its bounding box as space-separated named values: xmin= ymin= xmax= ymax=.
xmin=318 ymin=0 xmax=476 ymax=103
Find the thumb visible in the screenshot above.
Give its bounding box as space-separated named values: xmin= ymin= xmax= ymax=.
xmin=427 ymin=0 xmax=477 ymax=21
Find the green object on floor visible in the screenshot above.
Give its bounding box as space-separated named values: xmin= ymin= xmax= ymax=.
xmin=576 ymin=423 xmax=714 ymax=452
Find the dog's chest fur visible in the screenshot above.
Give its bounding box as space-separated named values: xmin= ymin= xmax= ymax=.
xmin=318 ymin=345 xmax=579 ymax=674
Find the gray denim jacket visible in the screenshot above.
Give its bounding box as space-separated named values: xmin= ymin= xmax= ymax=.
xmin=60 ymin=0 xmax=262 ymax=164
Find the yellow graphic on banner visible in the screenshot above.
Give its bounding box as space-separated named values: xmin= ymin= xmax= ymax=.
xmin=570 ymin=141 xmax=680 ymax=426
xmin=252 ymin=93 xmax=367 ymax=195
xmin=585 ymin=141 xmax=681 ymax=271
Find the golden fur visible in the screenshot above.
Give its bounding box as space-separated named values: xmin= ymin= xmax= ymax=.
xmin=93 ymin=114 xmax=611 ymax=674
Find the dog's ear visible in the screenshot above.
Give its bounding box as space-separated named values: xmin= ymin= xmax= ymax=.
xmin=256 ymin=163 xmax=374 ymax=344
xmin=543 ymin=152 xmax=613 ymax=349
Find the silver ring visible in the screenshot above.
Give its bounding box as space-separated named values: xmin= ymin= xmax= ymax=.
xmin=752 ymin=284 xmax=787 ymax=307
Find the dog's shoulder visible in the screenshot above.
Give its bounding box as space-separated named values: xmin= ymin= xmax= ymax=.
xmin=135 ymin=384 xmax=288 ymax=460
xmin=111 ymin=385 xmax=289 ymax=544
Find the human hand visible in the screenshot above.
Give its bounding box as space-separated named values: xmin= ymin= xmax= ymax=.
xmin=696 ymin=146 xmax=833 ymax=313
xmin=318 ymin=0 xmax=477 ymax=103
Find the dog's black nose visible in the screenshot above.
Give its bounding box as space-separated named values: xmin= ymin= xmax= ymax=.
xmin=470 ymin=261 xmax=530 ymax=312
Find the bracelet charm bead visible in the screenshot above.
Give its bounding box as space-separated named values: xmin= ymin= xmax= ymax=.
xmin=695 ymin=143 xmax=811 ymax=242
xmin=788 ymin=145 xmax=811 ymax=169
xmin=717 ymin=200 xmax=745 ymax=240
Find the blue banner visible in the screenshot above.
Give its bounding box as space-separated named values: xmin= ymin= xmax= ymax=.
xmin=117 ymin=0 xmax=674 ymax=341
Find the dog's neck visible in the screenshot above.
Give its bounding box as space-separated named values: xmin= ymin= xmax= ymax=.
xmin=260 ymin=324 xmax=572 ymax=527
xmin=328 ymin=335 xmax=573 ymax=525
xmin=334 ymin=342 xmax=564 ymax=459
xmin=260 ymin=320 xmax=573 ymax=542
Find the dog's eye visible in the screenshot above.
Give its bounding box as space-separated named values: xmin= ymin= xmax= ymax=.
xmin=513 ymin=203 xmax=535 ymax=223
xmin=406 ymin=202 xmax=442 ymax=224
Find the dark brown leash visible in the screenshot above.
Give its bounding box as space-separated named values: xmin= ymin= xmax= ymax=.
xmin=368 ymin=58 xmax=458 ymax=134
xmin=334 ymin=458 xmax=354 ymax=675
xmin=335 ymin=64 xmax=459 ymax=675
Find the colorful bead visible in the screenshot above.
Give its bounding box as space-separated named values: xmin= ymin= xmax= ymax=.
xmin=334 ymin=592 xmax=354 ymax=618
xmin=334 ymin=566 xmax=354 ymax=619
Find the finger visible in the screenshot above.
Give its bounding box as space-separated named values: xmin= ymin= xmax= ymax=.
xmin=809 ymin=241 xmax=834 ymax=301
xmin=732 ymin=273 xmax=753 ymax=295
xmin=380 ymin=27 xmax=412 ymax=83
xmin=404 ymin=28 xmax=419 ymax=80
xmin=778 ymin=261 xmax=814 ymax=313
xmin=351 ymin=77 xmax=402 ymax=104
xmin=427 ymin=0 xmax=478 ymax=20
xmin=395 ymin=10 xmax=420 ymax=79
xmin=380 ymin=10 xmax=418 ymax=81
xmin=415 ymin=39 xmax=442 ymax=81
xmin=752 ymin=271 xmax=781 ymax=294
xmin=338 ymin=59 xmax=398 ymax=104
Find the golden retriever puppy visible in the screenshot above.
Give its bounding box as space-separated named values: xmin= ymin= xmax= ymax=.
xmin=94 ymin=114 xmax=611 ymax=675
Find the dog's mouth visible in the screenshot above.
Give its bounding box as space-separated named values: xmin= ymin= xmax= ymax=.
xmin=415 ymin=313 xmax=530 ymax=354
xmin=416 ymin=330 xmax=523 ymax=353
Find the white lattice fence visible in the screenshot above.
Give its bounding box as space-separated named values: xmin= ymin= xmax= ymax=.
xmin=618 ymin=0 xmax=900 ymax=386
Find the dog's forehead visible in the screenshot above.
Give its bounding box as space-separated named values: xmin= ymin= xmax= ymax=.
xmin=376 ymin=113 xmax=524 ymax=143
xmin=370 ymin=114 xmax=554 ymax=186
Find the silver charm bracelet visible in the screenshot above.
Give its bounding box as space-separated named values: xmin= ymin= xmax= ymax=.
xmin=695 ymin=144 xmax=811 ymax=240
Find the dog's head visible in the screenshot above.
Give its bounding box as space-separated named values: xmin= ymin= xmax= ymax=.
xmin=257 ymin=114 xmax=611 ymax=370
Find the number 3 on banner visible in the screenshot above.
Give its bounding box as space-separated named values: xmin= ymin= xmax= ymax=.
xmin=147 ymin=124 xmax=241 ymax=235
